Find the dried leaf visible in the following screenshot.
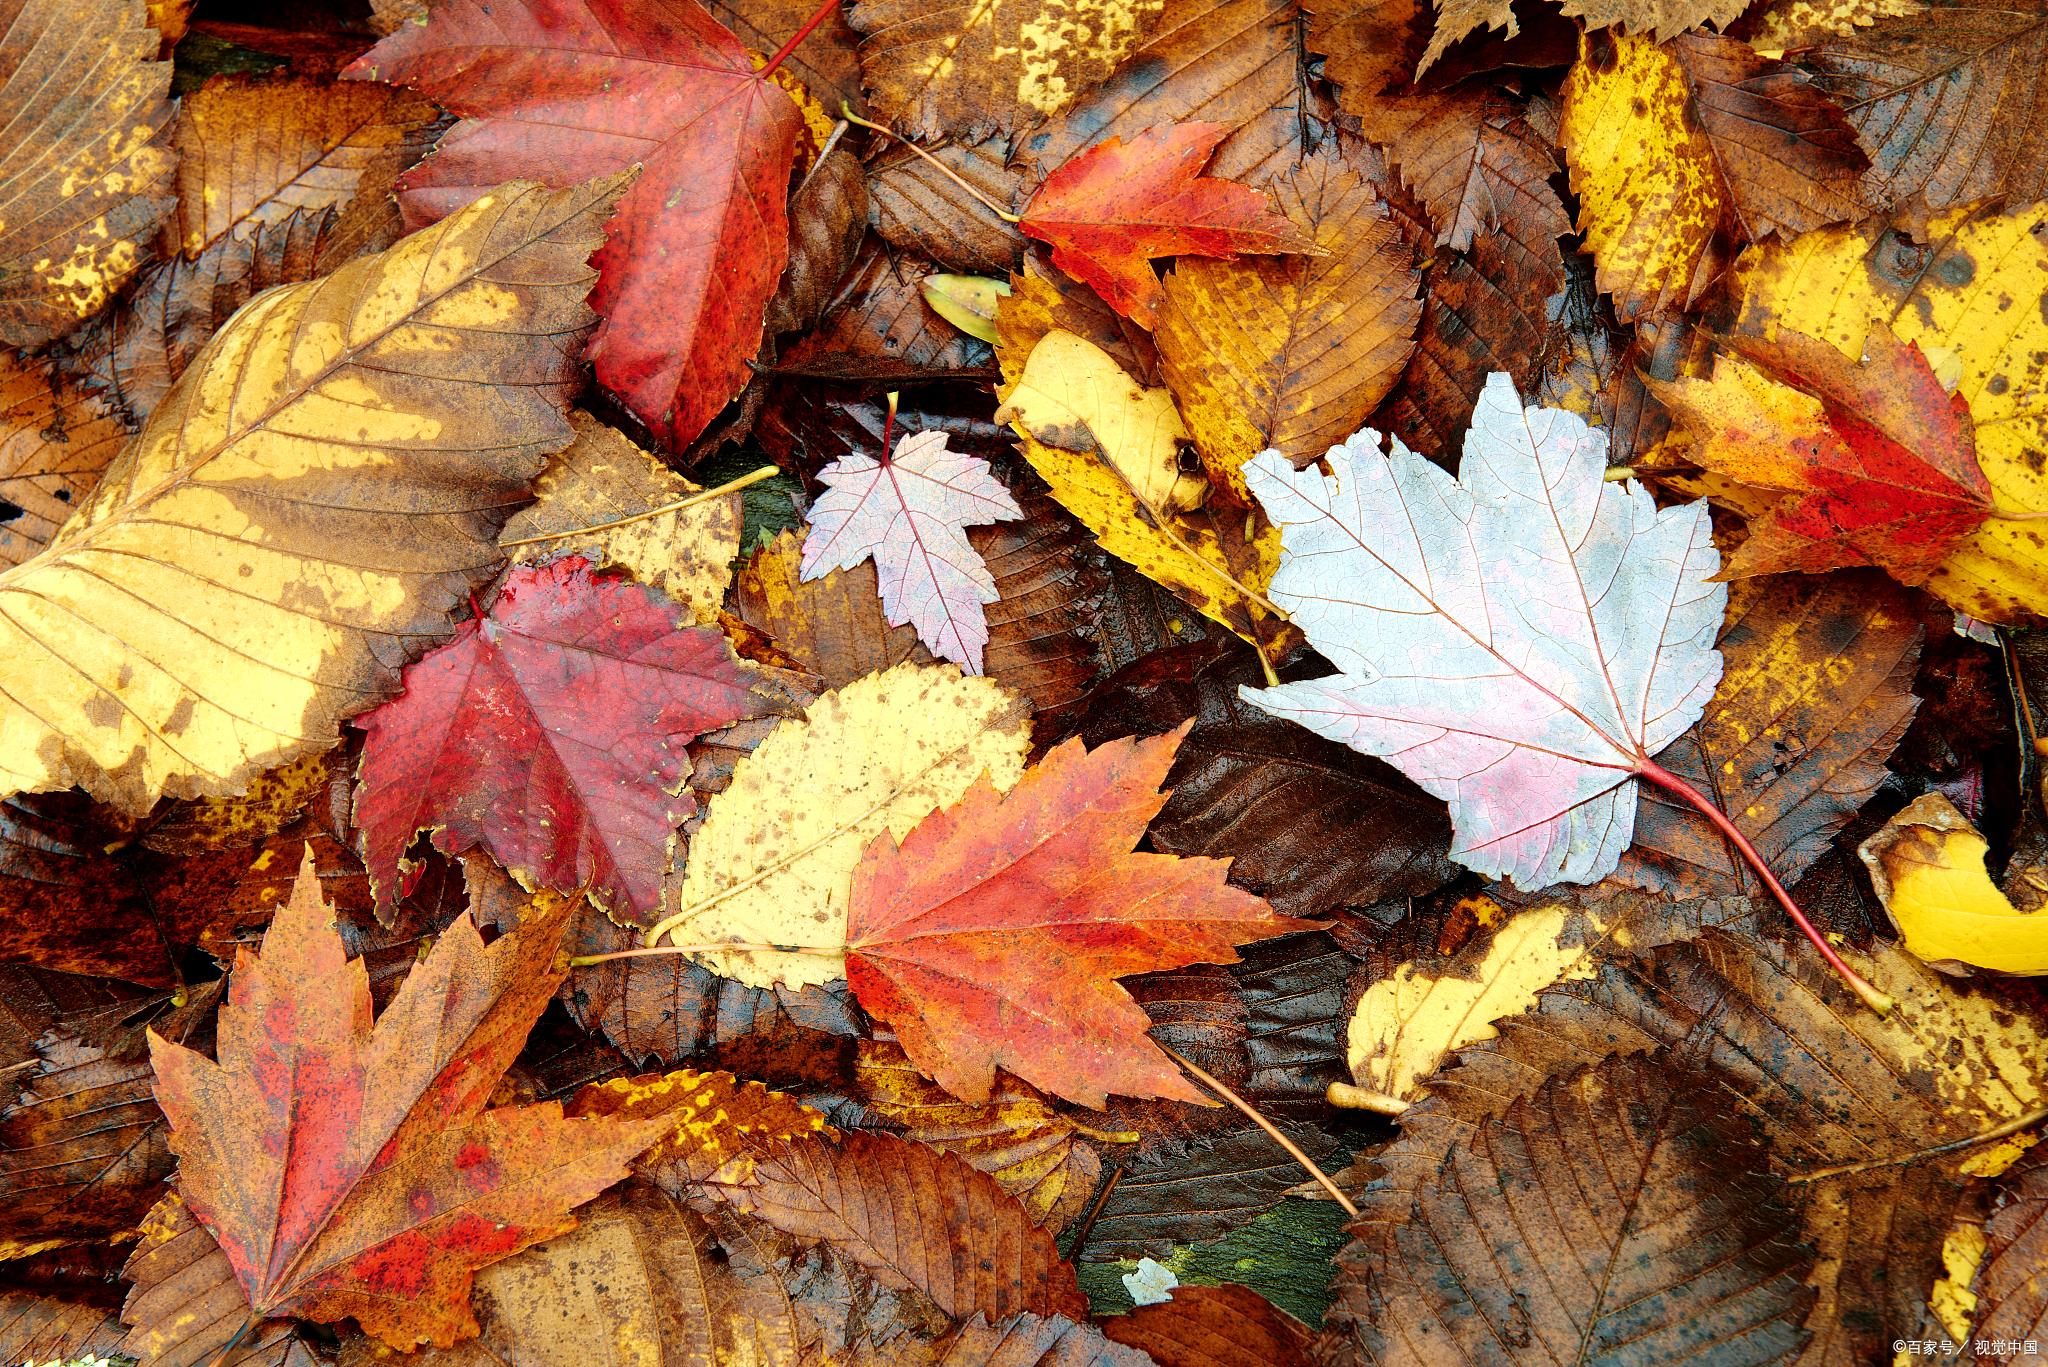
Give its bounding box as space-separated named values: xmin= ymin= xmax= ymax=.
xmin=803 ymin=429 xmax=1025 ymax=671
xmin=148 ymin=853 xmax=678 ymax=1347
xmin=1241 ymin=374 xmax=1725 ymax=888
xmin=0 ymin=1293 xmax=124 ymax=1364
xmin=766 ymin=144 xmax=870 ymax=339
xmin=0 ymin=177 xmax=618 ymax=817
xmin=736 ymin=528 xmax=932 ymax=687
xmin=783 ymin=245 xmax=997 ymax=378
xmin=0 ymin=0 xmax=175 ymax=348
xmin=1420 ymin=0 xmax=1750 ymax=72
xmin=353 ymin=557 xmax=762 ymax=923
xmin=653 ymin=663 xmax=1032 ymax=988
xmin=0 ymin=1031 xmax=171 ymax=1254
xmin=1155 ymin=139 xmax=1421 ymax=494
xmin=1976 ymin=1153 xmax=2048 ymax=1342
xmin=0 ymin=352 xmax=128 ymax=571
xmin=858 ymin=1314 xmax=1156 ymax=1366
xmin=119 ymin=1191 xmax=325 ymax=1367
xmin=1100 ymin=1283 xmax=1314 ymax=1367
xmin=347 ymin=0 xmax=804 ymax=448
xmin=869 ymin=139 xmax=1030 ymax=276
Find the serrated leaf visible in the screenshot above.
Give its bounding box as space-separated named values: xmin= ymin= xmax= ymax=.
xmin=1240 ymin=372 xmax=1726 ymax=889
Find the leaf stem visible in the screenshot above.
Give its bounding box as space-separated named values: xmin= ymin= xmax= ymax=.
xmin=880 ymin=389 xmax=898 ymax=457
xmin=499 ymin=466 xmax=780 ymax=548
xmin=1327 ymin=1080 xmax=1410 ymax=1115
xmin=1634 ymin=755 xmax=1894 ymax=1015
xmin=758 ymin=0 xmax=843 ymax=79
xmin=568 ymin=941 xmax=841 ymax=967
xmin=1159 ymin=1043 xmax=1359 ymax=1217
xmin=839 ymin=101 xmax=1026 ymax=224
xmin=1788 ymin=1102 xmax=2048 ymax=1183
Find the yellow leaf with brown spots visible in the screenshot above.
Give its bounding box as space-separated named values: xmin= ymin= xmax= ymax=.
xmin=646 ymin=662 xmax=1032 ymax=990
xmin=0 ymin=0 xmax=176 ymax=348
xmin=734 ymin=528 xmax=932 ymax=688
xmin=170 ymin=75 xmax=439 ymax=269
xmin=1729 ymin=202 xmax=2048 ymax=624
xmin=1155 ymin=139 xmax=1420 ymax=498
xmin=997 ymin=329 xmax=1293 ymax=659
xmin=1560 ymin=32 xmax=1722 ymax=321
xmin=0 ymin=177 xmax=622 ymax=816
xmin=499 ymin=412 xmax=743 ymax=623
xmin=846 ymin=0 xmax=1165 ymax=141
xmin=568 ymin=1067 xmax=833 ymax=1193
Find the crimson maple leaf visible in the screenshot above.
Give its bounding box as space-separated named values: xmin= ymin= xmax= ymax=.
xmin=1653 ymin=324 xmax=1994 ymax=582
xmin=1020 ymin=122 xmax=1319 ymax=327
xmin=344 ymin=0 xmax=803 ymax=448
xmin=844 ymin=726 xmax=1317 ymax=1108
xmin=353 ymin=557 xmax=760 ymax=922
xmin=148 ymin=851 xmax=682 ymax=1348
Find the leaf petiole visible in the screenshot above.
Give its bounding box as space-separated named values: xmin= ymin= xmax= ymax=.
xmin=1161 ymin=1043 xmax=1360 ymax=1217
xmin=498 ymin=465 xmax=781 ymax=548
xmin=756 ymin=0 xmax=846 ymax=80
xmin=838 ymin=102 xmax=1026 ymax=225
xmin=1634 ymin=755 xmax=1895 ymax=1015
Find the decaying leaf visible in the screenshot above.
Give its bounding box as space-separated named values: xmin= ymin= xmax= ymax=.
xmin=0 ymin=0 xmax=176 ymax=348
xmin=352 ymin=557 xmax=762 ymax=924
xmin=650 ymin=663 xmax=1032 ymax=989
xmin=148 ymin=852 xmax=678 ymax=1347
xmin=499 ymin=412 xmax=744 ymax=622
xmin=347 ymin=0 xmax=804 ymax=448
xmin=1241 ymin=373 xmax=1725 ymax=889
xmin=0 ymin=177 xmax=619 ymax=816
xmin=0 ymin=1292 xmax=124 ymax=1365
xmin=856 ymin=1313 xmax=1154 ymax=1367
xmin=0 ymin=352 xmax=128 ymax=571
xmin=1101 ymin=1283 xmax=1315 ymax=1367
xmin=1976 ymin=1153 xmax=2048 ymax=1342
xmin=845 ymin=728 xmax=1315 ymax=1107
xmin=803 ymin=429 xmax=1025 ymax=672
xmin=736 ymin=528 xmax=932 ymax=687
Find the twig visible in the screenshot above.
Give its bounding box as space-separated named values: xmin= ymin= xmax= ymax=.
xmin=839 ymin=102 xmax=1025 ymax=224
xmin=1063 ymin=1165 xmax=1124 ymax=1262
xmin=1160 ymin=1043 xmax=1358 ymax=1217
xmin=1789 ymin=1103 xmax=2048 ymax=1184
xmin=499 ymin=466 xmax=780 ymax=548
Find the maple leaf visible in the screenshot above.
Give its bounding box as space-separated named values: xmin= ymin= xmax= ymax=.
xmin=344 ymin=0 xmax=804 ymax=449
xmin=147 ymin=852 xmax=683 ymax=1348
xmin=844 ymin=726 xmax=1317 ymax=1108
xmin=1020 ymin=122 xmax=1318 ymax=327
xmin=1650 ymin=326 xmax=1994 ymax=583
xmin=353 ymin=557 xmax=761 ymax=923
xmin=1240 ymin=372 xmax=1725 ymax=889
xmin=800 ymin=429 xmax=1025 ymax=673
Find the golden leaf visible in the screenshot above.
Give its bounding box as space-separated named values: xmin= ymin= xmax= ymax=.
xmin=648 ymin=662 xmax=1031 ymax=990
xmin=499 ymin=412 xmax=742 ymax=623
xmin=1858 ymin=793 xmax=2048 ymax=976
xmin=1729 ymin=202 xmax=2048 ymax=623
xmin=0 ymin=177 xmax=622 ymax=815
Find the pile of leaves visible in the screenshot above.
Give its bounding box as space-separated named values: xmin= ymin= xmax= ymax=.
xmin=3 ymin=0 xmax=2048 ymax=1361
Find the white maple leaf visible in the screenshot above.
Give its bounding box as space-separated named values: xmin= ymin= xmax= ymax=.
xmin=1241 ymin=373 xmax=1727 ymax=889
xmin=801 ymin=429 xmax=1025 ymax=672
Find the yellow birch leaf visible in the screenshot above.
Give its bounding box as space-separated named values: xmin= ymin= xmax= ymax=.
xmin=1560 ymin=32 xmax=1722 ymax=321
xmin=996 ymin=329 xmax=1291 ymax=654
xmin=499 ymin=411 xmax=741 ymax=623
xmin=1858 ymin=793 xmax=2048 ymax=976
xmin=649 ymin=662 xmax=1031 ymax=990
xmin=1730 ymin=202 xmax=2048 ymax=624
xmin=0 ymin=177 xmax=622 ymax=815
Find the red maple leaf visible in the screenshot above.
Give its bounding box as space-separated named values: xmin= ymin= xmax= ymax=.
xmin=353 ymin=557 xmax=760 ymax=923
xmin=148 ymin=851 xmax=681 ymax=1348
xmin=844 ymin=725 xmax=1318 ymax=1108
xmin=1019 ymin=122 xmax=1319 ymax=328
xmin=344 ymin=0 xmax=803 ymax=448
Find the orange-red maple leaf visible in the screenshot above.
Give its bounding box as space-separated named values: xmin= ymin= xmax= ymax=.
xmin=148 ymin=850 xmax=681 ymax=1349
xmin=344 ymin=0 xmax=802 ymax=449
xmin=844 ymin=725 xmax=1318 ymax=1109
xmin=1020 ymin=123 xmax=1319 ymax=328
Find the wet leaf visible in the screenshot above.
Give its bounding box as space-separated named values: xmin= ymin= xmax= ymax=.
xmin=1100 ymin=1283 xmax=1314 ymax=1366
xmin=1858 ymin=792 xmax=2048 ymax=975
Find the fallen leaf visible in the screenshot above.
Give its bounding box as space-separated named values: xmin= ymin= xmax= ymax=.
xmin=802 ymin=429 xmax=1025 ymax=671
xmin=0 ymin=1031 xmax=172 ymax=1255
xmin=736 ymin=528 xmax=933 ymax=686
xmin=650 ymin=662 xmax=1032 ymax=988
xmin=869 ymin=140 xmax=1030 ymax=276
xmin=0 ymin=177 xmax=619 ymax=817
xmin=847 ymin=0 xmax=1165 ymax=139
xmin=1076 ymin=1119 xmax=1346 ymax=1258
xmin=1240 ymin=373 xmax=1725 ymax=889
xmin=0 ymin=0 xmax=176 ymax=348
xmin=119 ymin=1191 xmax=329 ymax=1367
xmin=0 ymin=352 xmax=128 ymax=570
xmin=1020 ymin=123 xmax=1318 ymax=327
xmin=999 ymin=329 xmax=1290 ymax=655
xmin=1619 ymin=571 xmax=1921 ymax=899
xmin=1976 ymin=1152 xmax=2048 ymax=1343
xmin=1155 ymin=138 xmax=1421 ymax=493
xmin=346 ymin=0 xmax=805 ymax=448
xmin=780 ymin=244 xmax=998 ymax=379
xmin=1419 ymin=0 xmax=1751 ymax=73
xmin=169 ymin=74 xmax=438 ymax=267
xmin=998 ymin=253 xmax=1161 ymax=390
xmin=856 ymin=1313 xmax=1155 ymax=1366
xmin=148 ymin=851 xmax=679 ymax=1347
xmin=1651 ymin=326 xmax=1992 ymax=581
xmin=969 ymin=473 xmax=1115 ymax=712
xmin=765 ymin=143 xmax=871 ymax=339
xmin=1858 ymin=792 xmax=2048 ymax=975
xmin=0 ymin=1292 xmax=124 ymax=1365
xmin=353 ymin=557 xmax=762 ymax=923
xmin=1343 ymin=1052 xmax=1816 ymax=1365
xmin=846 ymin=728 xmax=1315 ymax=1107
xmin=498 ymin=412 xmax=745 ymax=622
xmin=1100 ymin=1283 xmax=1315 ymax=1367
xmin=706 ymin=0 xmax=867 ymax=117
xmin=1728 ymin=201 xmax=2048 ymax=624
xmin=855 ymin=1040 xmax=1111 ymax=1229
xmin=725 ymin=1129 xmax=1089 ymax=1323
